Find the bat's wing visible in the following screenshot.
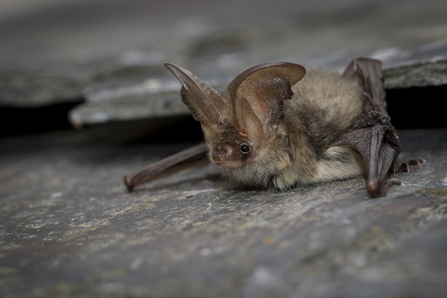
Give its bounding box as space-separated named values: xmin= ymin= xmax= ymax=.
xmin=124 ymin=142 xmax=209 ymax=192
xmin=335 ymin=58 xmax=402 ymax=197
xmin=342 ymin=57 xmax=388 ymax=115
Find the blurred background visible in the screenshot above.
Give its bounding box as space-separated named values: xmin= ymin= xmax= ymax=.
xmin=1 ymin=0 xmax=446 ymax=138
xmin=2 ymin=0 xmax=446 ymax=66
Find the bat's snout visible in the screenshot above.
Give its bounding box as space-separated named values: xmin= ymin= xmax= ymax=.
xmin=212 ymin=144 xmax=242 ymax=169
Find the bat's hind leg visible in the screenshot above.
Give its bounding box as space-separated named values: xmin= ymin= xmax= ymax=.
xmin=392 ymin=158 xmax=426 ymax=173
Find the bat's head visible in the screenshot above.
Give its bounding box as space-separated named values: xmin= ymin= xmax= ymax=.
xmin=165 ymin=62 xmax=305 ymax=184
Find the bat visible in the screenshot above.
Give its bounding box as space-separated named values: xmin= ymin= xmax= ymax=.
xmin=124 ymin=58 xmax=424 ymax=197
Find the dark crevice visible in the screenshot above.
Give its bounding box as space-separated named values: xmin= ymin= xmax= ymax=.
xmin=0 ymin=100 xmax=83 ymax=137
xmin=386 ymin=85 xmax=447 ymax=129
xmin=0 ymin=84 xmax=445 ymax=140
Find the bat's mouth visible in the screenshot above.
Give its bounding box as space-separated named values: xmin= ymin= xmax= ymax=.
xmin=214 ymin=160 xmax=242 ymax=169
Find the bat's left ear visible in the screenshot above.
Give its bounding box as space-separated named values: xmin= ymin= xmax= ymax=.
xmin=164 ymin=63 xmax=227 ymax=134
xmin=226 ymin=62 xmax=306 ymax=141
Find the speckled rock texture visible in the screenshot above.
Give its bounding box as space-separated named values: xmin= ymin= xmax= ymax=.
xmin=1 ymin=128 xmax=447 ymax=298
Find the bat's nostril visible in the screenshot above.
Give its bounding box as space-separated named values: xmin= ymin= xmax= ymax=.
xmin=212 ymin=144 xmax=237 ymax=162
xmin=221 ymin=144 xmax=234 ymax=158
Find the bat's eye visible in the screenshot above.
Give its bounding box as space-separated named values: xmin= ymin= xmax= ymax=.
xmin=239 ymin=144 xmax=250 ymax=154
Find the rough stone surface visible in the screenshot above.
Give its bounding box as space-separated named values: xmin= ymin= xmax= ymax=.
xmin=383 ymin=57 xmax=447 ymax=88
xmin=1 ymin=128 xmax=446 ymax=297
xmin=0 ymin=59 xmax=168 ymax=108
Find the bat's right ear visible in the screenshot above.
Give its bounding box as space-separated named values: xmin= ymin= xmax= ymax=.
xmin=226 ymin=62 xmax=306 ymax=141
xmin=164 ymin=63 xmax=226 ymax=130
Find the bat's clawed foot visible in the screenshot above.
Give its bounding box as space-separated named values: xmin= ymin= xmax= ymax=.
xmin=393 ymin=158 xmax=426 ymax=174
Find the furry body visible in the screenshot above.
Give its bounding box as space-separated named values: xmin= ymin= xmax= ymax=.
xmin=216 ymin=69 xmax=366 ymax=190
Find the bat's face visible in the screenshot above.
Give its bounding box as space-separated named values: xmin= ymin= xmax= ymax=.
xmin=205 ymin=119 xmax=278 ymax=170
xmin=211 ymin=137 xmax=253 ymax=169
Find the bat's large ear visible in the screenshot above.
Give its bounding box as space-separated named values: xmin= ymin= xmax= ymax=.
xmin=165 ymin=63 xmax=226 ymax=131
xmin=226 ymin=62 xmax=306 ymax=141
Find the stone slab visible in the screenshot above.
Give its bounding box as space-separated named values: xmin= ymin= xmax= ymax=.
xmin=0 ymin=128 xmax=446 ymax=297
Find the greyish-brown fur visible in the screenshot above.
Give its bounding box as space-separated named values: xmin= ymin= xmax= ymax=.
xmin=215 ymin=69 xmax=366 ymax=190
